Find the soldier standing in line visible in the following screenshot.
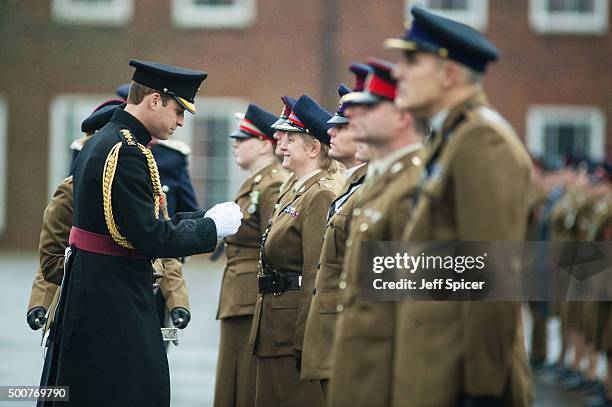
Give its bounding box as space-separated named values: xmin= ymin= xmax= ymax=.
xmin=387 ymin=6 xmax=533 ymax=405
xmin=301 ymin=77 xmax=369 ymax=397
xmin=587 ymin=165 xmax=612 ymax=407
xmin=213 ymin=104 xmax=287 ymax=407
xmin=249 ymin=95 xmax=343 ymax=407
xmin=328 ymin=58 xmax=426 ymax=407
xmin=119 ymin=81 xmax=200 ymax=330
xmin=548 ymin=160 xmax=589 ymax=386
xmin=39 ymin=61 xmax=243 ymax=407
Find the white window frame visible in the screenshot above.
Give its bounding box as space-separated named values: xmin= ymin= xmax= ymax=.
xmin=526 ymin=105 xmax=606 ymax=161
xmin=48 ymin=94 xmax=114 ymax=197
xmin=171 ymin=0 xmax=256 ymax=29
xmin=407 ymin=0 xmax=489 ymax=31
xmin=0 ymin=97 xmax=7 ymax=236
xmin=182 ymin=97 xmax=248 ymax=208
xmin=529 ymin=0 xmax=609 ymax=34
xmin=51 ymin=0 xmax=134 ymax=26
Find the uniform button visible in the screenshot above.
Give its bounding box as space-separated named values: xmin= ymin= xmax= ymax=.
xmin=339 ymin=281 xmax=347 ymax=290
xmin=390 ymin=162 xmax=404 ymax=174
xmin=336 ymin=304 xmax=344 ymax=312
xmin=340 ymin=271 xmax=347 ymax=280
xmin=353 ymin=208 xmax=361 ymax=216
xmin=359 ymin=223 xmax=369 ymax=232
xmin=312 ymin=287 xmax=317 ymax=295
xmin=162 ymin=185 xmax=170 ymax=193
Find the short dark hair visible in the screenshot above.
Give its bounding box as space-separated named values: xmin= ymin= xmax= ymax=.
xmin=127 ymin=81 xmax=173 ymax=106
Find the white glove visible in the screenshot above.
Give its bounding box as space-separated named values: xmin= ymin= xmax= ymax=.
xmin=204 ymin=201 xmax=243 ymax=238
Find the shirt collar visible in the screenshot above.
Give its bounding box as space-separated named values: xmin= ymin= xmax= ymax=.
xmin=345 ymin=162 xmax=366 ymax=179
xmin=429 ymin=108 xmax=451 ymax=134
xmin=110 ymin=109 xmax=152 ymax=146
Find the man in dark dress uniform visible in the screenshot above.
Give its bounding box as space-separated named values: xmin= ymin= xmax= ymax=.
xmin=118 ymin=81 xmax=201 ymax=217
xmin=120 ymin=82 xmax=201 ymax=330
xmin=39 ymin=60 xmax=242 ymax=407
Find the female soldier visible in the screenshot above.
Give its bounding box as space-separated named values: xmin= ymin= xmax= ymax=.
xmin=249 ymin=95 xmax=343 ymax=407
xmin=214 ymin=104 xmax=287 ymax=407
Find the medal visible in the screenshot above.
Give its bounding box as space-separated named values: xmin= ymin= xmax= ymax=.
xmin=248 ymin=190 xmax=260 ymax=214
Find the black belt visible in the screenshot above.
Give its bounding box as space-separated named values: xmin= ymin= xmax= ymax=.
xmin=258 ymin=273 xmax=302 ymax=294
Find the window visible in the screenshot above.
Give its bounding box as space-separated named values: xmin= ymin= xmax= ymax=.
xmin=529 ymin=0 xmax=609 ymax=33
xmin=180 ymin=98 xmax=248 ymax=209
xmin=51 ymin=0 xmax=134 ymax=26
xmin=407 ymin=0 xmax=489 ymax=31
xmin=526 ymin=106 xmax=606 ymax=162
xmin=48 ymin=95 xmax=114 ymax=197
xmin=172 ymin=0 xmax=256 ymax=29
xmin=0 ymin=97 xmax=7 ymax=235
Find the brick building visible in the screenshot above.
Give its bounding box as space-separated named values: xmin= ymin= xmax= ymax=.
xmin=0 ymin=0 xmax=609 ymax=248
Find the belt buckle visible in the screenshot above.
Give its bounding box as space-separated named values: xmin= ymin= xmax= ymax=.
xmin=273 ymin=274 xmax=285 ymax=296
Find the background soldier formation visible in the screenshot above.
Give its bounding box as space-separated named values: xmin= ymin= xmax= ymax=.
xmin=528 ymin=157 xmax=612 ymax=407
xmin=25 ymin=5 xmax=612 ymax=407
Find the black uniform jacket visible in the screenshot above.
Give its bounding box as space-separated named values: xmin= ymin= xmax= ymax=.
xmin=40 ymin=109 xmax=217 ymax=407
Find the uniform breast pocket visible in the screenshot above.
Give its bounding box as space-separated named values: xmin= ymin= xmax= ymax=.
xmin=330 ymin=213 xmax=348 ymax=263
xmin=236 ymin=270 xmax=258 ymax=307
xmin=317 ymin=290 xmax=339 ymax=315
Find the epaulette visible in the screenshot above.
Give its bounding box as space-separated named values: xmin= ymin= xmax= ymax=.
xmin=317 ymin=176 xmax=334 ymax=189
xmin=475 ymin=106 xmax=514 ymax=134
xmin=70 ymin=136 xmax=88 ymax=152
xmin=157 ymin=138 xmax=191 ymax=155
xmin=119 ymin=129 xmax=138 ymax=147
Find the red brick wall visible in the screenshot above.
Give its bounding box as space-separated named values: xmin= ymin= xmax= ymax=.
xmin=0 ymin=0 xmax=609 ymax=248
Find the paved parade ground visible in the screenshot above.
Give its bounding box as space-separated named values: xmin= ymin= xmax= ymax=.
xmin=0 ymin=252 xmax=593 ymax=406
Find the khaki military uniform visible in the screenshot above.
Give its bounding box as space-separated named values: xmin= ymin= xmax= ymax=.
xmin=394 ymin=93 xmax=533 ymax=406
xmin=328 ymin=146 xmax=423 ymax=407
xmin=28 ymin=271 xmax=59 ymax=313
xmin=249 ymin=169 xmax=343 ymax=407
xmin=39 ymin=177 xmax=74 ymax=285
xmin=214 ymin=162 xmax=286 ymax=407
xmin=551 ymin=190 xmax=585 ymax=331
xmin=584 ymin=189 xmax=612 ymax=351
xmin=526 ymin=182 xmax=551 ymax=364
xmin=30 ymin=177 xmax=190 ymax=336
xmin=275 ymin=173 xmax=297 ymax=214
xmin=301 ymin=163 xmax=368 ymax=385
xmin=594 ymin=195 xmax=612 ymax=351
xmin=572 ymin=193 xmax=602 ymax=344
